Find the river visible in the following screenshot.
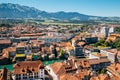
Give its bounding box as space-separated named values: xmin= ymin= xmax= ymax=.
xmin=0 ymin=59 xmax=63 ymax=71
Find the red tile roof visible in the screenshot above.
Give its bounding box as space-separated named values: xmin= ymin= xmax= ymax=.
xmin=89 ymin=58 xmax=110 ymax=65
xmin=59 ymin=74 xmax=80 ymax=80
xmin=90 ymin=74 xmax=110 ymax=80
xmin=13 ymin=61 xmax=44 ymax=74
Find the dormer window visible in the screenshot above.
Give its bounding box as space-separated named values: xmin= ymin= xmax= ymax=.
xmin=17 ymin=64 xmax=20 ymax=67
xmin=32 ymin=68 xmax=34 ymax=71
xmin=115 ymin=67 xmax=118 ymax=71
xmin=22 ymin=69 xmax=25 ymax=72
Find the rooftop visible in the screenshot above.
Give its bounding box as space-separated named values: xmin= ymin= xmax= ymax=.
xmin=13 ymin=61 xmax=44 ymax=74
xmin=0 ymin=40 xmax=11 ymax=44
xmin=89 ymin=58 xmax=110 ymax=65
xmin=0 ymin=67 xmax=12 ymax=80
xmin=90 ymin=74 xmax=110 ymax=80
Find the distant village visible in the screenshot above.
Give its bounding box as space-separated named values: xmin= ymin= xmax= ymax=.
xmin=0 ymin=23 xmax=120 ymax=80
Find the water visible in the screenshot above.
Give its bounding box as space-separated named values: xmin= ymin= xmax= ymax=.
xmin=0 ymin=64 xmax=14 ymax=71
xmin=0 ymin=59 xmax=63 ymax=71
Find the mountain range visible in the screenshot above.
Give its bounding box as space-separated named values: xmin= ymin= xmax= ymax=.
xmin=0 ymin=3 xmax=119 ymax=21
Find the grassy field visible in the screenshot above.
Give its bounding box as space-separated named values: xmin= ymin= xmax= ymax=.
xmin=97 ymin=46 xmax=110 ymax=50
xmin=40 ymin=22 xmax=83 ymax=26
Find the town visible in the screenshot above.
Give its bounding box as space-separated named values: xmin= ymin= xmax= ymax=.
xmin=0 ymin=1 xmax=120 ymax=80
xmin=0 ymin=22 xmax=120 ymax=80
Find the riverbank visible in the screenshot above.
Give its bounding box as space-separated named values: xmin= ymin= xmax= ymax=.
xmin=0 ymin=59 xmax=63 ymax=71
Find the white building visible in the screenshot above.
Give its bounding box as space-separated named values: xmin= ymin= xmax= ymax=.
xmin=109 ymin=27 xmax=115 ymax=33
xmin=100 ymin=27 xmax=109 ymax=37
xmin=100 ymin=49 xmax=118 ymax=63
xmin=40 ymin=36 xmax=62 ymax=43
xmin=45 ymin=65 xmax=58 ymax=80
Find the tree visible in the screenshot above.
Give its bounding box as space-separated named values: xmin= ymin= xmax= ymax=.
xmin=60 ymin=49 xmax=65 ymax=56
xmin=94 ymin=39 xmax=105 ymax=47
xmin=104 ymin=41 xmax=110 ymax=47
xmin=94 ymin=42 xmax=101 ymax=47
xmin=59 ymin=49 xmax=66 ymax=59
xmin=113 ymin=39 xmax=120 ymax=50
xmin=101 ymin=68 xmax=107 ymax=74
xmin=0 ymin=23 xmax=12 ymax=28
xmin=115 ymin=27 xmax=120 ymax=33
xmin=99 ymin=39 xmax=105 ymax=44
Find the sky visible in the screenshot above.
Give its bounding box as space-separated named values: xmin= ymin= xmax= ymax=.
xmin=0 ymin=0 xmax=120 ymax=17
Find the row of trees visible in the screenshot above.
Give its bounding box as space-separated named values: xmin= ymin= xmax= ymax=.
xmin=113 ymin=40 xmax=120 ymax=50
xmin=0 ymin=23 xmax=12 ymax=27
xmin=115 ymin=27 xmax=120 ymax=33
xmin=94 ymin=39 xmax=120 ymax=50
xmin=94 ymin=39 xmax=110 ymax=47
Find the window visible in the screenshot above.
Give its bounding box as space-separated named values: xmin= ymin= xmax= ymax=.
xmin=16 ymin=77 xmax=21 ymax=80
xmin=16 ymin=74 xmax=21 ymax=78
xmin=29 ymin=73 xmax=33 ymax=78
xmin=41 ymin=74 xmax=43 ymax=77
xmin=23 ymin=74 xmax=27 ymax=79
xmin=34 ymin=72 xmax=38 ymax=79
xmin=23 ymin=77 xmax=27 ymax=79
